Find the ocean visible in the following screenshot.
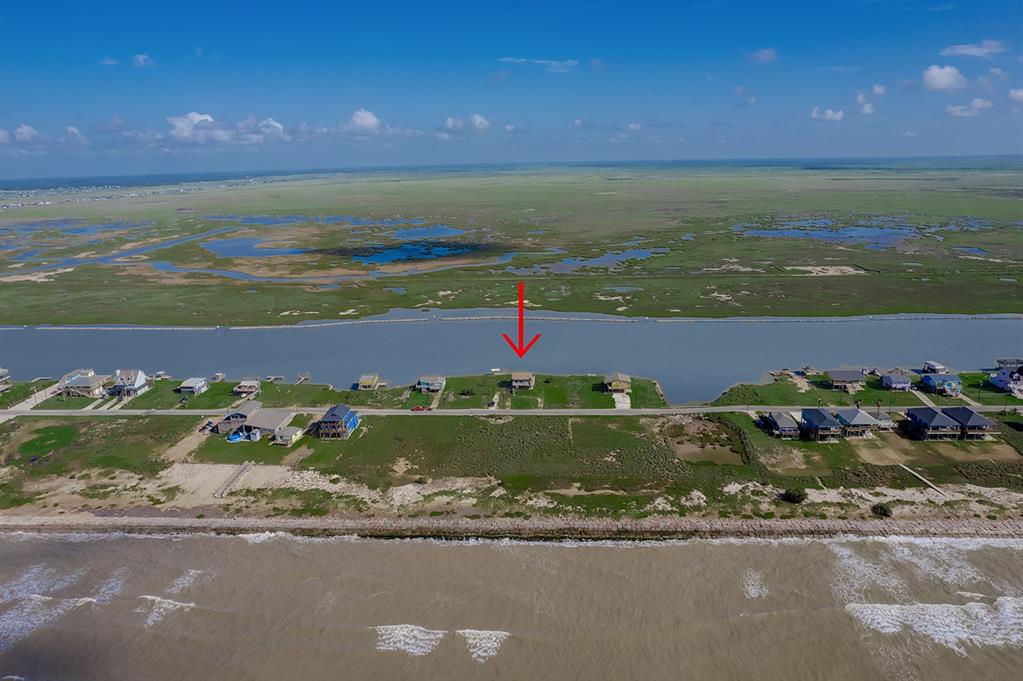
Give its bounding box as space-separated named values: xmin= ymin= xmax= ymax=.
xmin=0 ymin=532 xmax=1020 ymax=680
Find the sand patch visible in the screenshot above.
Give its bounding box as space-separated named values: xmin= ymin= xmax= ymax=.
xmin=0 ymin=267 xmax=75 ymax=283
xmin=785 ymin=265 xmax=864 ymax=276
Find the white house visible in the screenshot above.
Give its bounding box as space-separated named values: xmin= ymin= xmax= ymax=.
xmin=177 ymin=377 xmax=209 ymax=396
xmin=991 ymin=364 xmax=1023 ymax=399
xmin=111 ymin=369 xmax=151 ymax=398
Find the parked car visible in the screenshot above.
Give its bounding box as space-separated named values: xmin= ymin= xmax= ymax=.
xmin=411 ymin=405 xmax=427 ymax=412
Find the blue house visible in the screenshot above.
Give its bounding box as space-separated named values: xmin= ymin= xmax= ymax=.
xmin=317 ymin=404 xmax=361 ymax=439
xmin=881 ymin=373 xmax=912 ymax=391
xmin=921 ymin=373 xmax=962 ymax=396
xmin=800 ymin=408 xmax=843 ymax=441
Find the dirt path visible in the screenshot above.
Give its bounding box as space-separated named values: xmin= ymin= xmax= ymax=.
xmin=163 ymin=424 xmax=210 ymax=462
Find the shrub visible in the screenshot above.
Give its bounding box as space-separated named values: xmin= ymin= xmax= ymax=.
xmin=871 ymin=502 xmax=892 ymax=518
xmin=780 ymin=488 xmax=807 ymax=504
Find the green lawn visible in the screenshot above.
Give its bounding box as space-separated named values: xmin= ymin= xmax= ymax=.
xmin=126 ymin=380 xmax=187 ymax=409
xmin=1 ymin=416 xmax=198 ymax=476
xmin=178 ymin=382 xmax=241 ymax=409
xmin=959 ymin=372 xmax=1023 ymax=407
xmin=193 ymin=433 xmax=290 ymax=465
xmin=257 ymin=381 xmax=409 ymax=408
xmin=33 ymin=394 xmax=98 ymax=410
xmin=0 ymin=381 xmax=53 ymax=409
xmin=510 ymin=375 xmax=615 ymax=409
xmin=630 ymin=378 xmax=667 ymax=408
xmin=438 ymin=375 xmax=509 ymax=409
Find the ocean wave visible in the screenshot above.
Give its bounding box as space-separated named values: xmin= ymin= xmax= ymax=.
xmin=829 ymin=544 xmax=909 ymax=603
xmin=846 ymin=597 xmax=1023 ymax=656
xmin=457 ymin=629 xmax=511 ymax=663
xmin=0 ymin=565 xmax=85 ymax=606
xmin=137 ymin=595 xmax=196 ymax=627
xmin=741 ymin=569 xmax=768 ymax=599
xmin=168 ymin=569 xmax=209 ymax=594
xmin=373 ymin=624 xmax=446 ymax=656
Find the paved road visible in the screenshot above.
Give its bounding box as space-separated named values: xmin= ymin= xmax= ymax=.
xmin=2 ymin=404 xmax=1019 ymax=418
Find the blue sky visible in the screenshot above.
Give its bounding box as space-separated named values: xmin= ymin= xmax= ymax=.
xmin=1 ymin=0 xmax=1021 ymax=178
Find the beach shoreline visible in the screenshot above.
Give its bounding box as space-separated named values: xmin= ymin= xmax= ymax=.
xmin=3 ymin=513 xmax=1022 ymax=541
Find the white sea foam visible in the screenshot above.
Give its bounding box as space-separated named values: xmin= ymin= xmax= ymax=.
xmin=829 ymin=544 xmax=908 ymax=603
xmin=888 ymin=542 xmax=984 ymax=586
xmin=846 ymin=597 xmax=1023 ymax=656
xmin=168 ymin=569 xmax=208 ymax=594
xmin=741 ymin=569 xmax=768 ymax=599
xmin=457 ymin=629 xmax=511 ymax=662
xmin=137 ymin=595 xmax=196 ymax=627
xmin=0 ymin=565 xmax=84 ymax=605
xmin=373 ymin=624 xmax=447 ymax=656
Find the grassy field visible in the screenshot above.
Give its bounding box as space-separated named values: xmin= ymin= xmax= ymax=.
xmin=0 ymin=382 xmax=53 ymax=409
xmin=257 ymin=381 xmax=409 ymax=408
xmin=33 ymin=394 xmax=98 ymax=410
xmin=714 ymin=374 xmax=926 ymax=407
xmin=1 ymin=164 xmax=1020 ymax=325
xmin=0 ymin=416 xmax=197 ymax=477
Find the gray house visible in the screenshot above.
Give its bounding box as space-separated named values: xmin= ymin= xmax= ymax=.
xmin=942 ymin=407 xmax=998 ymax=440
xmin=834 ymin=408 xmax=880 ymax=437
xmin=827 ymin=369 xmax=866 ymax=392
xmin=801 ymin=408 xmax=843 ymax=441
xmin=764 ymin=411 xmax=800 ymax=439
xmin=214 ymin=400 xmax=263 ymax=434
xmin=905 ymin=407 xmax=960 ymax=440
xmin=881 ymin=373 xmax=912 ymax=391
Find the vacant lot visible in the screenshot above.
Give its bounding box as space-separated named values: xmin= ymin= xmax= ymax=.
xmin=0 ymin=416 xmax=198 ymax=477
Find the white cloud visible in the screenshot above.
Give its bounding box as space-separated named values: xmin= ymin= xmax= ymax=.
xmin=1010 ymin=88 xmax=1023 ymax=102
xmin=946 ymin=98 xmax=993 ymax=117
xmin=166 ymin=112 xmax=232 ymax=143
xmin=922 ymin=64 xmax=967 ymax=90
xmin=573 ymin=117 xmax=584 ymax=128
xmin=435 ymin=131 xmax=451 ymax=141
xmin=627 ymin=122 xmax=642 ymax=131
xmin=504 ymin=124 xmax=515 ymax=132
xmin=470 ymin=113 xmax=490 ymax=131
xmin=235 ymin=115 xmax=290 ymax=144
xmin=989 ymin=67 xmax=1007 ymax=78
xmin=63 ymin=126 xmax=89 ymax=145
xmin=747 ymin=47 xmax=778 ymax=63
xmin=498 ymin=57 xmax=579 ymax=73
xmin=100 ymin=56 xmax=120 ymax=66
xmin=0 ymin=128 xmax=9 ymax=144
xmin=339 ymin=108 xmax=419 ymax=138
xmin=132 ymin=53 xmax=154 ymax=68
xmin=872 ymin=83 xmax=886 ymax=96
xmin=810 ymin=107 xmax=844 ymax=122
xmin=443 ymin=116 xmax=463 ymax=130
xmin=856 ymin=92 xmax=874 ymax=114
xmin=14 ymin=124 xmax=39 ymax=142
xmin=940 ymin=39 xmax=1008 ymax=59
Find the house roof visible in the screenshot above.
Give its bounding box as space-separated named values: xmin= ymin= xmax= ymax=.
xmin=180 ymin=377 xmax=207 ymax=388
xmin=835 ymin=408 xmax=880 ymax=427
xmin=906 ymin=407 xmax=958 ymax=427
xmin=321 ymin=404 xmax=356 ymax=422
xmin=359 ymin=373 xmax=379 ymax=381
xmin=60 ymin=368 xmax=94 ymax=383
xmin=768 ymin=411 xmax=799 ymax=429
xmin=801 ymin=408 xmax=842 ymax=429
xmin=418 ymin=375 xmax=445 ymax=384
xmin=227 ymin=400 xmax=262 ymax=418
xmin=237 ymin=379 xmax=260 ymax=388
xmin=115 ymin=369 xmax=147 ymax=385
xmin=942 ymin=407 xmax=995 ymax=428
xmin=827 ymin=369 xmax=865 ymax=382
xmin=244 ymin=410 xmax=293 ymax=431
xmin=922 ymin=373 xmax=961 ymax=383
xmin=605 ymin=372 xmax=631 ymax=383
xmin=277 ymin=426 xmax=303 ymax=439
xmin=65 ymin=374 xmax=111 ymax=388
xmin=511 ymin=371 xmax=534 ymax=380
xmin=882 ymin=373 xmax=912 ymax=384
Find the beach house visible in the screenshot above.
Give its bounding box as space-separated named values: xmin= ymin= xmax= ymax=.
xmin=317 ymin=404 xmax=361 ymax=439
xmin=905 ymin=407 xmax=960 ymax=440
xmin=177 ymin=377 xmax=209 ymax=396
xmin=238 ymin=410 xmax=293 ymax=441
xmin=800 ymin=408 xmax=843 ymax=441
xmin=921 ymin=374 xmax=962 ymax=397
xmin=233 ymin=380 xmax=261 ymax=396
xmin=764 ymin=411 xmax=800 ymax=439
xmin=213 ymin=400 xmax=263 ymax=434
xmin=834 ymin=408 xmax=880 ymax=437
xmin=416 ymin=375 xmax=446 ymax=393
xmin=991 ymin=363 xmax=1023 ymax=399
xmin=274 ymin=426 xmax=305 ymax=447
xmin=511 ymin=372 xmax=535 ymax=390
xmin=827 ymin=369 xmax=865 ymax=392
xmin=358 ymin=373 xmax=381 ymax=391
xmin=922 ymin=360 xmax=948 ymax=374
xmin=881 ymin=373 xmax=912 ymax=391
xmin=58 ymin=368 xmax=112 ymax=398
xmin=942 ymin=407 xmax=998 ymax=440
xmin=110 ymin=369 xmax=151 ymax=399
xmin=604 ymin=372 xmax=632 ymax=393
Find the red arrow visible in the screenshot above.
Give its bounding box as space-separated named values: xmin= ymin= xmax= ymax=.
xmin=502 ymin=280 xmax=541 ymax=358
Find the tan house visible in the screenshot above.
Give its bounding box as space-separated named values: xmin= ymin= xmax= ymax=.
xmin=59 ymin=368 xmax=113 ymax=398
xmin=604 ymin=372 xmax=632 ymax=393
xmin=511 ymin=371 xmax=535 ymax=390
xmin=358 ymin=373 xmax=380 ymax=391
xmin=274 ymin=425 xmax=305 ymax=447
xmin=233 ymin=380 xmax=261 ymax=396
